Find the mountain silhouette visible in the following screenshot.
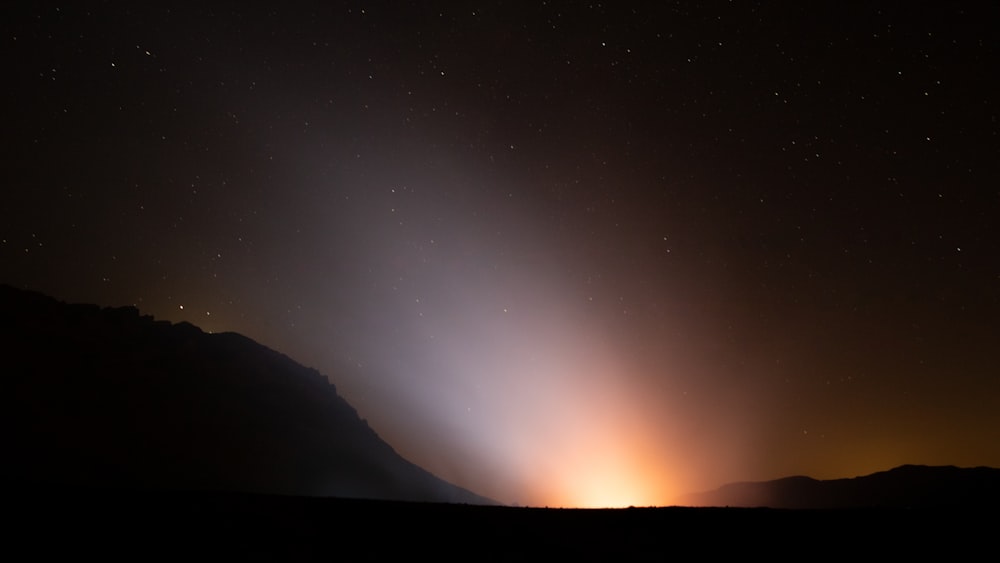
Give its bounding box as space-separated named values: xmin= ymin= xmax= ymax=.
xmin=0 ymin=284 xmax=495 ymax=504
xmin=680 ymin=464 xmax=1000 ymax=509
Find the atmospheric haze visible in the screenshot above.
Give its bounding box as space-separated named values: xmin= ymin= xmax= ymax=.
xmin=3 ymin=3 xmax=999 ymax=507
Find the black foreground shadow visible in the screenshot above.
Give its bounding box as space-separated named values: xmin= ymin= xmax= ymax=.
xmin=5 ymin=485 xmax=992 ymax=561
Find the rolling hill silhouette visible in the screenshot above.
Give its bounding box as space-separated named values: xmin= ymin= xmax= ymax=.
xmin=0 ymin=284 xmax=494 ymax=504
xmin=680 ymin=464 xmax=1000 ymax=509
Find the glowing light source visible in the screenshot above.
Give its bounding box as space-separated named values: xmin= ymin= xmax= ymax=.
xmin=530 ymin=410 xmax=677 ymax=508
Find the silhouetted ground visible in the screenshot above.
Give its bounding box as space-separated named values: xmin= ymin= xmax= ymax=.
xmin=2 ymin=286 xmax=994 ymax=559
xmin=1 ymin=284 xmax=493 ymax=505
xmin=4 ymin=486 xmax=989 ymax=560
xmin=681 ymin=464 xmax=1000 ymax=509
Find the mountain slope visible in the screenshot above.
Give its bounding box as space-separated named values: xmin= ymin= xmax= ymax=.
xmin=680 ymin=464 xmax=1000 ymax=509
xmin=0 ymin=284 xmax=494 ymax=504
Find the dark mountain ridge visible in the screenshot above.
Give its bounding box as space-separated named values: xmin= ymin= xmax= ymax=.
xmin=0 ymin=284 xmax=494 ymax=504
xmin=680 ymin=464 xmax=1000 ymax=509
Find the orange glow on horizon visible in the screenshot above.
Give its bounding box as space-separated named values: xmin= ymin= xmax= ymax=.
xmin=516 ymin=383 xmax=680 ymax=508
xmin=390 ymin=289 xmax=711 ymax=510
xmin=546 ymin=458 xmax=676 ymax=509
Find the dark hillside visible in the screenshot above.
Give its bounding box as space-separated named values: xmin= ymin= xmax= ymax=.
xmin=0 ymin=284 xmax=493 ymax=505
xmin=679 ymin=464 xmax=1000 ymax=509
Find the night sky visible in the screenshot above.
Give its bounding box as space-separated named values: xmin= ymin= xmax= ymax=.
xmin=3 ymin=2 xmax=998 ymax=508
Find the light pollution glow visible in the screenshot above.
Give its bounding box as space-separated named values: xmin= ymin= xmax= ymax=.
xmin=295 ymin=163 xmax=754 ymax=508
xmin=352 ymin=283 xmax=685 ymax=508
xmin=12 ymin=3 xmax=999 ymax=509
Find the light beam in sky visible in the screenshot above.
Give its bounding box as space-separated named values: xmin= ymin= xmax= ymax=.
xmin=335 ymin=221 xmax=687 ymax=506
xmin=5 ymin=2 xmax=999 ymax=508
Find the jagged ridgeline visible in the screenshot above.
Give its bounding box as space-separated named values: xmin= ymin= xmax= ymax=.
xmin=0 ymin=285 xmax=495 ymax=505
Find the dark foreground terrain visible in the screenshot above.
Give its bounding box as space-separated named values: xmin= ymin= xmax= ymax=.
xmin=3 ymin=286 xmax=995 ymax=559
xmin=5 ymin=486 xmax=990 ymax=560
xmin=681 ymin=464 xmax=1000 ymax=509
xmin=1 ymin=284 xmax=492 ymax=505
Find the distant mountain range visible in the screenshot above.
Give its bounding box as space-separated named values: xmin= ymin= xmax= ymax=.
xmin=0 ymin=284 xmax=495 ymax=505
xmin=680 ymin=464 xmax=1000 ymax=509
